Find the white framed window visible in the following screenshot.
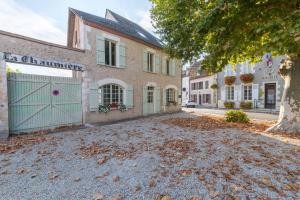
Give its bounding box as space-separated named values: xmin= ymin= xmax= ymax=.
xmin=98 ymin=84 xmax=123 ymax=106
xmin=241 ymin=60 xmax=254 ymax=74
xmin=203 ymin=94 xmax=211 ymax=104
xmin=205 ymin=81 xmax=209 ymax=89
xmin=166 ymin=88 xmax=176 ymax=103
xmin=147 ymin=86 xmax=154 ymax=103
xmin=105 ymin=40 xmax=116 ymax=66
xmin=166 ymin=59 xmax=170 ymax=75
xmin=198 ymin=82 xmax=203 ymax=90
xmin=147 ymin=52 xmax=154 ymax=72
xmin=226 ymin=86 xmax=234 ymax=101
xmin=243 ymin=85 xmax=252 ymax=100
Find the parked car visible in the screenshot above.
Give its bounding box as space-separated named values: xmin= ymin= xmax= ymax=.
xmin=185 ymin=101 xmax=197 ymax=108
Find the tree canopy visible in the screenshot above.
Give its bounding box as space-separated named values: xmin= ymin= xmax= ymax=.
xmin=150 ymin=0 xmax=300 ymax=72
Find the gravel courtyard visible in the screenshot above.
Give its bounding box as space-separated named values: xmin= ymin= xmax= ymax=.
xmin=0 ymin=112 xmax=299 ymax=200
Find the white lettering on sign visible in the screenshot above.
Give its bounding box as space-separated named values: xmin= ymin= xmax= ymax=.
xmin=3 ymin=52 xmax=84 ymax=72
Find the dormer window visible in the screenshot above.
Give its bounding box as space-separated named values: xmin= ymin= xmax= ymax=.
xmin=105 ymin=40 xmax=116 ymax=66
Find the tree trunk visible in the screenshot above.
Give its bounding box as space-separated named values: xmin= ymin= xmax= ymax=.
xmin=266 ymin=55 xmax=300 ymax=133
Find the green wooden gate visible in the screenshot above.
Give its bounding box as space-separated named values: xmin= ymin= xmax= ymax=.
xmin=7 ymin=73 xmax=83 ymax=134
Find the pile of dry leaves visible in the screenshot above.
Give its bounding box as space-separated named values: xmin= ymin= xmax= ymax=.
xmin=163 ymin=116 xmax=274 ymax=133
xmin=0 ymin=133 xmax=51 ymax=153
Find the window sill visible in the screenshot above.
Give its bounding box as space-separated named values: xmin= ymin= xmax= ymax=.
xmin=144 ymin=71 xmax=158 ymax=74
xmin=97 ymin=64 xmax=126 ymax=69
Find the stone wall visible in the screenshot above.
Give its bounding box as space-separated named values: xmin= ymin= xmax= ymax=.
xmin=0 ymin=25 xmax=182 ymax=132
xmin=0 ymin=57 xmax=9 ymax=139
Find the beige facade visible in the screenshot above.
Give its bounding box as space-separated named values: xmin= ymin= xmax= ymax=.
xmin=76 ymin=18 xmax=181 ymax=123
xmin=0 ymin=9 xmax=181 ymax=137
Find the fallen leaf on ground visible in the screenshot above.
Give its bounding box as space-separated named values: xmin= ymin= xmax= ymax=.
xmin=93 ymin=193 xmax=104 ymax=200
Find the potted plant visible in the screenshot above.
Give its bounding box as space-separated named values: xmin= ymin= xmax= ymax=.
xmin=210 ymin=84 xmax=218 ymax=90
xmin=224 ymin=101 xmax=235 ymax=109
xmin=240 ymin=73 xmax=254 ymax=84
xmin=240 ymin=101 xmax=253 ymax=109
xmin=224 ymin=76 xmax=236 ymax=85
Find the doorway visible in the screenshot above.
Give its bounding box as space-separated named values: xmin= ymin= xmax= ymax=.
xmin=265 ymin=83 xmax=276 ymax=109
xmin=198 ymin=94 xmax=202 ymax=105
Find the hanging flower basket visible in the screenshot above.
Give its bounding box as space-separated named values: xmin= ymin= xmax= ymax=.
xmin=224 ymin=76 xmax=236 ymax=85
xmin=210 ymin=84 xmax=218 ymax=90
xmin=240 ymin=73 xmax=254 ymax=83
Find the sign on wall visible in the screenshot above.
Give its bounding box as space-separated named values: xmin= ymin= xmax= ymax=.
xmin=2 ymin=52 xmax=84 ymax=71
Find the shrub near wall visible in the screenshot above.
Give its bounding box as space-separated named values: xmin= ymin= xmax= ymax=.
xmin=225 ymin=110 xmax=250 ymax=123
xmin=240 ymin=101 xmax=253 ymax=109
xmin=224 ymin=101 xmax=235 ymax=109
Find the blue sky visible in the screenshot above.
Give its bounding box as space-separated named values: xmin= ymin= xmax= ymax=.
xmin=0 ymin=0 xmax=154 ymax=45
xmin=0 ymin=0 xmax=156 ymax=75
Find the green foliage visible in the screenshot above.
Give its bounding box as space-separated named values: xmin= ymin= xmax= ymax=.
xmin=240 ymin=101 xmax=253 ymax=109
xmin=210 ymin=83 xmax=218 ymax=89
xmin=150 ymin=0 xmax=300 ymax=72
xmin=6 ymin=65 xmax=20 ymax=74
xmin=224 ymin=101 xmax=235 ymax=109
xmin=225 ymin=110 xmax=250 ymax=123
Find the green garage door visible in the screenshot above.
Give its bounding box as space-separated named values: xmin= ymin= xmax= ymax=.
xmin=7 ymin=73 xmax=82 ymax=134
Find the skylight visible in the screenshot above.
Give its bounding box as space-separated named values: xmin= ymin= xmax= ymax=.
xmin=137 ymin=31 xmax=147 ymax=39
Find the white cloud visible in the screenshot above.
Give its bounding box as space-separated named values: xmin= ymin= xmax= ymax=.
xmin=136 ymin=10 xmax=155 ymax=33
xmin=0 ymin=0 xmax=66 ymax=45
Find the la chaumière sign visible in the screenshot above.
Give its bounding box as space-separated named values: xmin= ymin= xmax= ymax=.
xmin=2 ymin=52 xmax=84 ymax=72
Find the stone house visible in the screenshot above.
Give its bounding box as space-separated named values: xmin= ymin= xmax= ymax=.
xmin=0 ymin=8 xmax=181 ymax=138
xmin=217 ymin=55 xmax=285 ymax=111
xmin=189 ymin=62 xmax=217 ymax=107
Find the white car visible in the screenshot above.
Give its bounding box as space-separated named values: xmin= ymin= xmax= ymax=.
xmin=185 ymin=101 xmax=198 ymax=108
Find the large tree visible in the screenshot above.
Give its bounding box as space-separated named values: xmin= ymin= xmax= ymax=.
xmin=150 ymin=0 xmax=300 ymax=133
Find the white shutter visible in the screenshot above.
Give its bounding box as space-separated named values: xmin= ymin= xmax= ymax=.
xmin=89 ymin=82 xmax=98 ymax=112
xmin=252 ymin=84 xmax=259 ymax=101
xmin=118 ymin=43 xmax=126 ymax=68
xmin=171 ymin=59 xmax=176 ymax=76
xmin=237 ymin=85 xmax=242 ymax=101
xmin=96 ymin=36 xmax=105 ymax=65
xmin=143 ymin=86 xmax=148 ymax=116
xmin=155 ymin=54 xmax=161 ymax=73
xmin=143 ymin=49 xmax=148 ymax=72
xmin=126 ymin=85 xmax=133 ymax=108
xmin=154 ymin=87 xmax=161 ymax=113
xmin=162 ymin=58 xmax=166 ymax=75
xmin=221 ymin=86 xmax=226 ymax=101
xmin=234 ymin=85 xmax=238 ymax=101
xmin=163 ymin=89 xmax=166 ymax=106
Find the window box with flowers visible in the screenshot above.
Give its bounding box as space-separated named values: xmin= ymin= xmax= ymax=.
xmin=240 ymin=73 xmax=254 ymax=84
xmin=98 ymin=84 xmax=127 ymax=113
xmin=224 ymin=76 xmax=236 ymax=85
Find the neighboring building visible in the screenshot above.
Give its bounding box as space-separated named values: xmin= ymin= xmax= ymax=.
xmin=0 ymin=8 xmax=181 ymax=137
xmin=217 ymin=55 xmax=285 ymax=111
xmin=189 ymin=62 xmax=217 ymax=107
xmin=181 ymin=69 xmax=189 ymax=105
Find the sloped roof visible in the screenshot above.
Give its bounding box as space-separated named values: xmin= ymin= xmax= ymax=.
xmin=70 ymin=8 xmax=163 ymax=49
